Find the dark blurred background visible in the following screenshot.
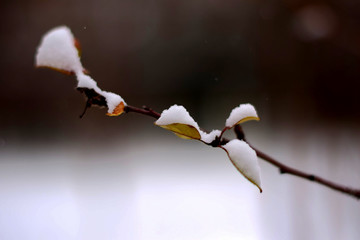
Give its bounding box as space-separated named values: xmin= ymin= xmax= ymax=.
xmin=1 ymin=0 xmax=360 ymax=145
xmin=0 ymin=0 xmax=360 ymax=239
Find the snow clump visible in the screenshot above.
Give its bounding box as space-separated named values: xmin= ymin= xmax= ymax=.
xmin=36 ymin=26 xmax=82 ymax=73
xmin=223 ymin=139 xmax=262 ymax=191
xmin=155 ymin=105 xmax=200 ymax=130
xmin=200 ymin=130 xmax=221 ymax=144
xmin=35 ymin=26 xmax=126 ymax=114
xmin=225 ymin=104 xmax=259 ymax=128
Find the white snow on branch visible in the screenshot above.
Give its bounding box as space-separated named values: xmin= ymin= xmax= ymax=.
xmin=156 ymin=105 xmax=223 ymax=143
xmin=35 ymin=26 xmax=126 ymax=114
xmin=200 ymin=130 xmax=221 ymax=144
xmin=76 ymin=72 xmax=101 ymax=91
xmin=101 ymin=91 xmax=126 ymax=114
xmin=155 ymin=105 xmax=201 ymax=130
xmin=225 ymin=104 xmax=259 ymax=128
xmin=223 ymin=139 xmax=262 ymax=192
xmin=35 ymin=26 xmax=83 ymax=73
xmin=76 ymin=72 xmax=126 ymax=114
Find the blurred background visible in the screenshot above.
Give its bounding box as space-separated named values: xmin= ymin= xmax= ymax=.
xmin=1 ymin=0 xmax=360 ymax=239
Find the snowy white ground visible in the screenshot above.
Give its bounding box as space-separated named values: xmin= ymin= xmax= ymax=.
xmin=0 ymin=128 xmax=359 ymax=240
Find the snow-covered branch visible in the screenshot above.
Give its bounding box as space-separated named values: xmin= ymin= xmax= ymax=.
xmin=35 ymin=26 xmax=360 ymax=199
xmin=36 ymin=26 xmax=126 ymax=116
xmin=128 ymin=105 xmax=360 ymax=199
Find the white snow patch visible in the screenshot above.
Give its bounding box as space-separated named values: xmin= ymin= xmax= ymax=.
xmin=76 ymin=72 xmax=101 ymax=92
xmin=155 ymin=105 xmax=200 ymax=130
xmin=36 ymin=26 xmax=126 ymax=114
xmin=223 ymin=139 xmax=261 ymax=189
xmin=200 ymin=130 xmax=221 ymax=144
xmin=77 ymin=72 xmax=126 ymax=113
xmin=35 ymin=26 xmax=83 ymax=73
xmin=102 ymin=91 xmax=126 ymax=114
xmin=225 ymin=103 xmax=259 ymax=128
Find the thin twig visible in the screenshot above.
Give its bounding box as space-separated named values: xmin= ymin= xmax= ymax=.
xmin=124 ymin=105 xmax=160 ymax=119
xmin=79 ymin=99 xmax=91 ymax=119
xmin=250 ymin=146 xmax=360 ymax=199
xmin=234 ymin=125 xmax=360 ymax=199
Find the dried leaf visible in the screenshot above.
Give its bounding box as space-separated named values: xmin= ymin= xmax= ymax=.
xmin=106 ymin=102 xmax=125 ymax=116
xmin=74 ymin=38 xmax=82 ymax=57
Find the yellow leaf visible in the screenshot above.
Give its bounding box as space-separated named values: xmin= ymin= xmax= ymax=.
xmin=157 ymin=123 xmax=201 ymax=140
xmin=225 ymin=104 xmax=260 ymax=128
xmin=234 ymin=116 xmax=260 ymax=125
xmin=106 ymin=102 xmax=125 ymax=116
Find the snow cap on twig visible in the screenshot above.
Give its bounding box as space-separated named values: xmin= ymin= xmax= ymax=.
xmin=225 ymin=103 xmax=259 ymax=128
xmin=223 ymin=139 xmax=262 ymax=192
xmin=155 ymin=105 xmax=202 ymax=140
xmin=35 ymin=26 xmax=126 ymax=116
